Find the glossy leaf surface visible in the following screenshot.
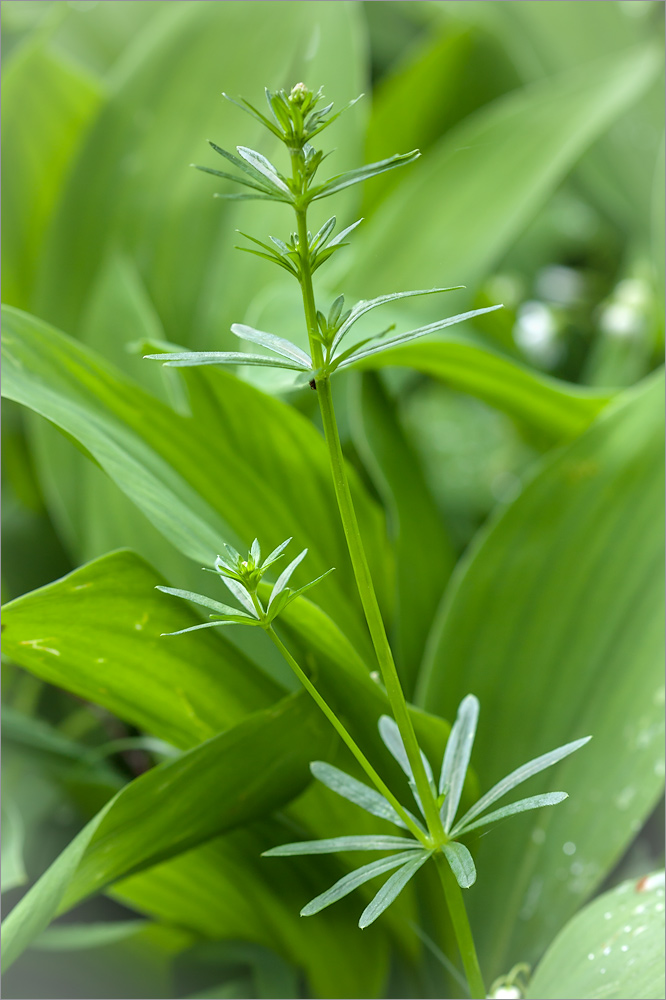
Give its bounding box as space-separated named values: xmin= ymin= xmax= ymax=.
xmin=527 ymin=871 xmax=666 ymax=1000
xmin=2 ymin=551 xmax=281 ymax=749
xmin=1 ymin=693 xmax=326 ymax=972
xmin=421 ymin=374 xmax=665 ymax=975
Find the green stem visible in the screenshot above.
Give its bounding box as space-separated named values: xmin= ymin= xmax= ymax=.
xmin=315 ymin=376 xmax=442 ymax=841
xmin=287 ymin=133 xmax=483 ymax=1000
xmin=290 ymin=193 xmax=442 ymax=842
xmin=266 ymin=626 xmax=427 ymax=844
xmin=434 ymin=854 xmax=486 ymax=999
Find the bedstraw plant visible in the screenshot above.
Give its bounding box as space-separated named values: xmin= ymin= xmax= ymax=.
xmin=146 ymin=83 xmax=591 ymax=999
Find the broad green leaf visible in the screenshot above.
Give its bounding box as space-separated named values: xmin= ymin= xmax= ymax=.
xmin=1 ymin=706 xmax=84 ymax=761
xmin=174 ymin=940 xmax=299 ymax=1000
xmin=354 ymin=337 xmax=613 ymax=441
xmin=439 ymin=694 xmax=479 ymax=832
xmin=420 ymin=373 xmax=665 ymax=976
xmin=1 ymin=306 xmax=390 ymax=660
xmin=526 ymin=871 xmax=666 ymax=1000
xmin=1 ymin=692 xmax=327 ymax=972
xmin=33 ymin=2 xmax=366 ymax=348
xmin=359 ymin=851 xmax=432 ymax=928
xmin=263 ymin=835 xmax=421 ymax=857
xmin=351 ymin=372 xmax=456 ymax=691
xmin=34 ymin=921 xmax=147 ymax=951
xmin=1 ymin=36 xmax=103 ymax=308
xmin=22 ymin=252 xmax=204 ymax=596
xmin=0 ymin=802 xmax=27 ymax=894
xmin=451 ymin=1 xmax=664 ymax=242
xmin=361 ymin=22 xmax=519 ymax=211
xmin=111 ymin=829 xmax=391 ymax=1000
xmin=309 ymin=761 xmax=408 ymax=829
xmin=301 ymin=850 xmax=419 ymax=917
xmin=457 ymin=792 xmax=568 ymax=836
xmin=347 ymin=46 xmax=660 ymax=296
xmin=443 ymin=841 xmax=477 ymax=890
xmin=451 ymin=737 xmax=590 ymax=837
xmin=1 ymin=550 xmax=282 ymax=749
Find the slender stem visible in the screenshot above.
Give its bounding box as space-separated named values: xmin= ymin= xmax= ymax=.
xmin=266 ymin=625 xmax=427 ymax=844
xmin=290 ymin=189 xmax=443 ymax=841
xmin=294 ymin=208 xmax=324 ymax=371
xmin=434 ymin=854 xmax=486 ymax=1000
xmin=316 ymin=375 xmax=443 ymax=838
xmin=285 ymin=126 xmax=483 ymax=1000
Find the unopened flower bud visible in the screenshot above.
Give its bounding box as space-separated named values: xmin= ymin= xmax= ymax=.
xmin=289 ymin=82 xmax=308 ymax=105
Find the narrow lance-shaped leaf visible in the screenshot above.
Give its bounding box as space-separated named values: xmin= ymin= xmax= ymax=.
xmin=236 ymin=146 xmax=292 ymax=196
xmin=288 ymin=568 xmax=335 ymax=598
xmin=268 ymin=549 xmax=308 ymax=610
xmin=358 ymin=852 xmax=432 ymax=929
xmin=305 ymin=94 xmax=364 ymax=141
xmin=311 ymin=151 xmax=421 ymax=201
xmin=310 ymin=216 xmax=337 ymax=252
xmin=266 ymin=568 xmax=336 ymax=621
xmin=235 ymin=244 xmax=301 ymax=275
xmin=262 ymin=835 xmax=423 ymax=857
xmin=310 ymin=761 xmax=409 ymax=829
xmin=262 ymin=538 xmax=292 ymax=569
xmin=219 ymin=575 xmax=258 ymax=616
xmin=230 ymin=324 xmax=312 ymax=368
xmin=455 ymin=792 xmax=568 ymax=836
xmin=155 ymin=586 xmax=255 ymax=620
xmin=336 ymin=305 xmax=504 ymax=368
xmin=439 ymin=694 xmax=479 ymax=833
xmin=378 ymin=716 xmax=434 ymax=786
xmin=160 ymin=619 xmax=255 ymax=637
xmin=234 ymin=231 xmax=299 ymax=272
xmin=301 ymin=851 xmax=420 ymax=917
xmin=325 ymin=217 xmax=364 ymax=249
xmin=332 ymin=286 xmax=465 ymax=352
xmin=214 ymin=191 xmax=285 ymax=202
xmin=222 ymin=92 xmax=284 ymax=140
xmin=443 ymin=841 xmax=477 ymax=889
xmin=144 ymin=351 xmax=309 ymax=371
xmin=452 ymin=736 xmax=591 ymax=835
xmin=206 ymin=141 xmax=287 ymax=196
xmin=0 ymin=692 xmax=328 ymax=973
xmin=193 ymin=163 xmax=275 ymax=195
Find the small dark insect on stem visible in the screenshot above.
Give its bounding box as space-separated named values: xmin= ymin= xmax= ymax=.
xmin=309 ymin=378 xmax=317 ymax=391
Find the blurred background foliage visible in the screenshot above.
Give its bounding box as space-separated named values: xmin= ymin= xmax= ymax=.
xmin=1 ymin=2 xmax=664 ymax=998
